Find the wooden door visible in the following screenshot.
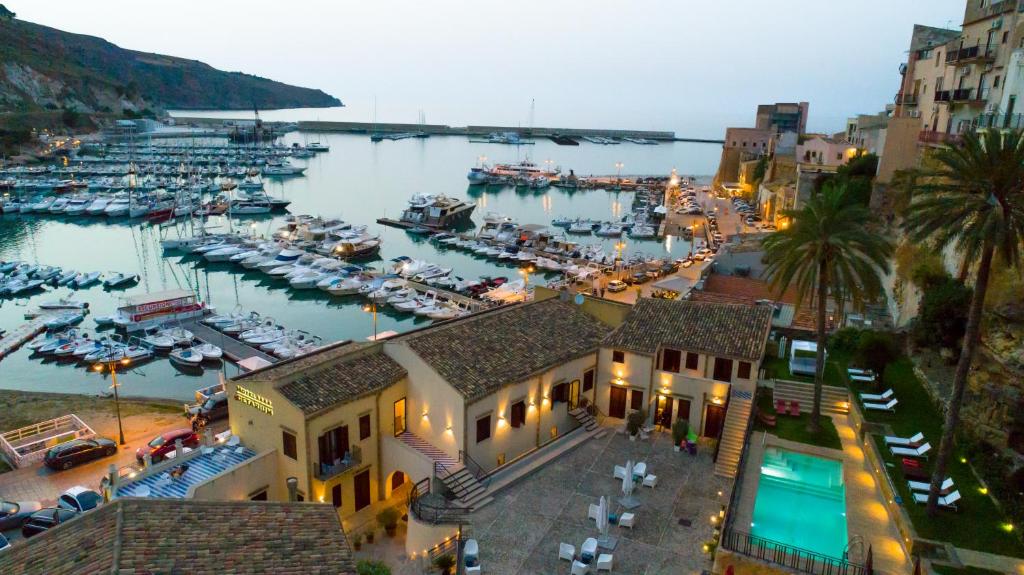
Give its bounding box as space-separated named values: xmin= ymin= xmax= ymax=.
xmin=354 ymin=469 xmax=371 ymax=511
xmin=393 ymin=398 xmax=406 ymax=436
xmin=659 ymin=397 xmax=674 ymax=428
xmin=676 ymin=398 xmax=692 ymax=425
xmin=608 ymin=386 xmax=627 ymax=419
xmin=703 ymin=404 xmax=726 ymax=438
xmin=568 ymin=380 xmax=581 ymax=410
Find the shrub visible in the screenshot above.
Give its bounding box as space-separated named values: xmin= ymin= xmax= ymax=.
xmin=356 ymin=560 xmax=391 ymax=575
xmin=829 ymin=327 xmax=862 ymax=354
xmin=854 ymin=331 xmax=898 ymax=376
xmin=433 ymin=554 xmax=456 ymax=572
xmin=672 ymin=419 xmax=688 ymax=446
xmin=626 ymin=410 xmax=647 ymax=436
xmin=376 ymin=507 xmax=400 ymax=529
xmin=912 ymin=277 xmax=971 ymax=353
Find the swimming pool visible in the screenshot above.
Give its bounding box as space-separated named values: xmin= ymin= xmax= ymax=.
xmin=750 ymin=447 xmax=848 ymax=559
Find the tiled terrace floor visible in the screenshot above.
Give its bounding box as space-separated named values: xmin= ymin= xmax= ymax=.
xmin=465 ymin=428 xmax=730 ymax=575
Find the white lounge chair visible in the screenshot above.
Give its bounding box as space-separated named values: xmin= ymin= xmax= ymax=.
xmin=581 ymin=537 xmax=598 ymax=561
xmin=571 ymin=560 xmax=591 ymax=575
xmin=863 ymin=398 xmax=898 ymax=412
xmin=597 ymin=554 xmax=614 ymax=572
xmin=642 ymin=474 xmax=658 ymax=488
xmin=859 ymin=389 xmax=893 ymax=402
xmin=588 ymin=504 xmax=601 ymax=523
xmin=908 ymin=477 xmax=954 ymax=493
xmin=559 ymin=543 xmax=575 ymax=562
xmin=613 ymin=465 xmax=628 ymax=481
xmin=618 ymin=512 xmax=635 ymax=529
xmin=632 ymin=462 xmax=647 ymax=478
xmin=847 ymin=367 xmax=874 ymax=376
xmin=891 ymin=442 xmax=931 ymax=459
xmin=913 ymin=490 xmax=961 ymax=510
xmin=885 ymin=432 xmax=925 ymax=447
xmin=850 ymin=374 xmax=877 ymax=383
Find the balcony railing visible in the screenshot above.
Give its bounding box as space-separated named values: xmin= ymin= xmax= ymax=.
xmin=894 ymin=93 xmax=918 ymax=106
xmin=934 ymin=90 xmax=951 ymax=103
xmin=918 ymin=131 xmax=962 ymax=145
xmin=974 ymin=113 xmax=1024 ymax=130
xmin=315 ymin=444 xmax=361 ymax=481
xmin=945 ymin=44 xmax=996 ymax=64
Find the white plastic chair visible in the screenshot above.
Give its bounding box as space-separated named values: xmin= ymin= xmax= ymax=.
xmin=226 ymin=435 xmax=241 ymax=447
xmin=559 ymin=542 xmax=575 ymax=562
xmin=464 ymin=538 xmax=480 ymax=573
xmin=597 ymin=554 xmax=613 ymax=572
xmin=618 ymin=512 xmax=635 ymax=529
xmin=643 ymin=474 xmax=658 ymax=488
xmin=613 ymin=465 xmax=627 ymax=481
xmin=588 ymin=503 xmax=601 ymax=523
xmin=632 ymin=462 xmax=647 ymax=478
xmin=571 ymin=560 xmax=591 ymax=575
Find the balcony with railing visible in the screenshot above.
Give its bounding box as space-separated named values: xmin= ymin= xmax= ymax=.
xmin=945 ymin=43 xmax=996 ymax=64
xmin=974 ymin=113 xmax=1024 ymax=130
xmin=952 ymin=87 xmax=988 ymax=106
xmin=894 ymin=93 xmax=918 ymax=106
xmin=918 ymin=131 xmax=962 ymax=146
xmin=315 ymin=444 xmax=362 ymax=481
xmin=934 ymin=90 xmax=952 ymax=103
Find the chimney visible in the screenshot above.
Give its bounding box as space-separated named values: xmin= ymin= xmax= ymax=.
xmin=286 ymin=477 xmax=298 ymax=502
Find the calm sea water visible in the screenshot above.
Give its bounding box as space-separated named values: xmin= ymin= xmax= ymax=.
xmin=0 ymin=124 xmax=720 ymax=401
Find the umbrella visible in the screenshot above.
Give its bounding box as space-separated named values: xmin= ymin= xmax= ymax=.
xmin=622 ymin=460 xmax=635 ymax=497
xmin=597 ymin=496 xmax=609 ymax=538
xmin=864 ymin=544 xmax=873 ymax=575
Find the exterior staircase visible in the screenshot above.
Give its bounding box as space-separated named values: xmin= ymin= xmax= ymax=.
xmin=714 ymin=393 xmax=753 ymax=478
xmin=772 ymin=380 xmax=850 ymax=415
xmin=569 ymin=407 xmax=599 ymax=432
xmin=396 ymin=431 xmax=459 ymax=468
xmin=395 ymin=431 xmax=491 ymax=508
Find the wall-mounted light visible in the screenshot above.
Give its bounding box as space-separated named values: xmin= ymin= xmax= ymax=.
xmin=422 ymin=411 xmax=429 ymax=420
xmin=445 ymin=425 xmax=453 ymax=434
xmin=612 ymin=378 xmax=626 ymax=386
xmin=659 ymin=388 xmax=671 ymax=395
xmin=711 ymin=396 xmax=724 ymax=405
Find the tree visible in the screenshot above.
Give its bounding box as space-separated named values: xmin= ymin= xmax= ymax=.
xmin=764 ymin=184 xmax=894 ymax=433
xmin=854 ymin=331 xmax=898 ymax=379
xmin=903 ymin=129 xmax=1024 ymax=515
xmin=912 ymin=276 xmax=971 ymax=354
xmin=0 ymin=4 xmax=15 ymax=21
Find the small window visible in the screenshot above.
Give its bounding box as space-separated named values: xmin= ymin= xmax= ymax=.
xmin=685 ymin=352 xmax=699 ymax=370
xmin=661 ymin=349 xmax=682 ymax=373
xmin=552 ymin=382 xmax=568 ymax=404
xmin=511 ymin=400 xmax=526 ymax=428
xmin=476 ymin=415 xmax=491 ymax=443
xmin=612 ymin=350 xmax=625 ymax=364
xmin=359 ymin=414 xmax=371 ymax=441
xmin=630 ymin=390 xmax=645 ymax=411
xmin=583 ymin=369 xmax=595 ymax=392
xmin=713 ymin=358 xmax=734 ymax=383
xmin=995 ymin=75 xmax=1001 ymax=88
xmin=738 ymin=361 xmax=752 ymax=380
xmin=282 ymin=430 xmax=297 ymax=460
xmin=331 ymin=484 xmax=342 ymax=508
xmin=1003 ymin=31 xmax=1009 ymax=44
xmin=296 ymin=492 xmax=305 ymax=502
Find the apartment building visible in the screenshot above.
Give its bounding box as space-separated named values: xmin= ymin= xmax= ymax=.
xmin=715 ymin=103 xmax=810 ymax=187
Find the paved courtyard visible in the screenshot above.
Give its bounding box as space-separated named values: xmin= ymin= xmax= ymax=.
xmin=465 ymin=428 xmax=730 ymax=575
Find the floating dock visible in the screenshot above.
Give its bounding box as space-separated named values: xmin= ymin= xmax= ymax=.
xmin=179 ymin=319 xmax=277 ymax=365
xmin=0 ymin=312 xmax=60 ymax=363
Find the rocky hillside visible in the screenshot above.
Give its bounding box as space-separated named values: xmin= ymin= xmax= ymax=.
xmin=0 ymin=17 xmax=341 ymax=115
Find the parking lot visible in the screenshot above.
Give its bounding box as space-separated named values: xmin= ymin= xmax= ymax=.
xmin=0 ymin=390 xmax=226 ymax=545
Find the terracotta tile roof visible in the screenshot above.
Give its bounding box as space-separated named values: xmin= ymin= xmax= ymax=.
xmin=603 ymin=298 xmax=772 ymax=361
xmin=696 ymin=275 xmax=832 ymax=333
xmin=0 ymin=499 xmax=356 ymax=575
xmin=402 ymin=298 xmax=613 ymax=401
xmin=277 ymin=349 xmax=407 ymax=415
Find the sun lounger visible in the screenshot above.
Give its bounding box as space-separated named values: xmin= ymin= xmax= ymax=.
xmin=913 ymin=490 xmax=961 ymax=510
xmin=863 ymin=398 xmax=898 ymax=412
xmin=847 ymin=367 xmax=875 ymax=377
xmin=618 ymin=512 xmax=635 ymax=529
xmin=597 ymin=554 xmax=614 ymax=572
xmin=859 ymin=389 xmax=894 ymax=402
xmin=850 ymin=374 xmax=876 ymax=383
xmin=908 ymin=477 xmax=954 ymax=494
xmin=885 ymin=432 xmax=924 ymax=447
xmin=758 ymin=410 xmax=777 ymax=428
xmin=788 ymin=401 xmax=800 ymax=416
xmin=891 ymin=442 xmax=931 ymax=459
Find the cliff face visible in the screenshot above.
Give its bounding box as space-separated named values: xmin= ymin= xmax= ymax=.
xmin=0 ymin=18 xmax=341 ymax=114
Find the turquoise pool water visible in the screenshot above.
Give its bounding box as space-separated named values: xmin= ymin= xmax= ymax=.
xmin=750 ymin=448 xmax=848 ymax=559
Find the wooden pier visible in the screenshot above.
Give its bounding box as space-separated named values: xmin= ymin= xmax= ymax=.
xmin=179 ymin=319 xmax=277 ymax=365
xmin=0 ymin=312 xmax=60 ymax=363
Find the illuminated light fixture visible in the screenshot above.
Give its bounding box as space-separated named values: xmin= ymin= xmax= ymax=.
xmin=422 ymin=411 xmax=429 ymax=420
xmin=711 ymin=396 xmax=724 ymax=405
xmin=612 ymin=378 xmax=626 ymax=386
xmin=702 ymin=544 xmax=709 ymax=553
xmin=445 ymin=425 xmax=453 ymax=433
xmin=960 ymin=456 xmax=968 ymax=464
xmin=1004 ymin=523 xmax=1015 ymax=533
xmin=717 ymin=491 xmax=723 ymax=497
xmin=979 ymin=487 xmax=989 ymax=495
xmin=319 ymin=495 xmax=325 ymax=503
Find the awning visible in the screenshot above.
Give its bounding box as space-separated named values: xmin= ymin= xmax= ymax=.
xmin=238 ymin=356 xmax=274 ymax=372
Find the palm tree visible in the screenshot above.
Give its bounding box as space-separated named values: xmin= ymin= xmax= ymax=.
xmin=764 ymin=184 xmax=894 ymax=433
xmin=903 ymin=129 xmax=1024 ymax=515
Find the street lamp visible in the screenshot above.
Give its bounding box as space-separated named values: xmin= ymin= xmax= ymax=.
xmin=519 ymin=266 xmax=535 ymax=288
xmin=93 ymin=355 xmax=131 ymax=446
xmin=615 ymin=162 xmax=624 ymax=186
xmin=614 ymin=241 xmax=626 ymax=279
xmin=363 ymin=302 xmax=378 ymax=341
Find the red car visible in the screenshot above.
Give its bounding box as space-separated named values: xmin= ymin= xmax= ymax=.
xmin=136 ymin=428 xmax=199 ymax=464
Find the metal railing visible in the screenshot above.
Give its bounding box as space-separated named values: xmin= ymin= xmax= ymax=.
xmin=945 ymin=43 xmax=996 ymax=63
xmin=315 ymin=445 xmax=362 ymax=481
xmin=721 ymin=530 xmax=865 ymax=575
xmin=409 ymin=477 xmax=472 ymax=525
xmin=934 ymin=90 xmax=951 ymax=102
xmin=894 ymin=93 xmax=918 ymax=106
xmin=712 ymin=392 xmax=733 ymax=463
xmin=973 ymin=113 xmax=1024 ymax=130
xmin=918 ymin=130 xmax=962 ymax=145
xmin=458 ymin=450 xmax=491 ymax=488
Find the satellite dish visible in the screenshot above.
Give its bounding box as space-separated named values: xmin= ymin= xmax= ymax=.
xmin=574 ymin=293 xmax=585 ymax=305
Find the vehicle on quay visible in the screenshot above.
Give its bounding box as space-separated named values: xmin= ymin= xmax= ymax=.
xmin=43 ymin=437 xmax=118 ymax=471
xmin=136 ymin=428 xmax=200 ymax=464
xmin=22 ymin=508 xmax=77 ymax=538
xmin=57 ymin=486 xmax=103 ymax=513
xmin=0 ymin=499 xmax=43 ymax=530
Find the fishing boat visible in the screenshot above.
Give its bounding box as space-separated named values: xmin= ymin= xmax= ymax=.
xmin=110 ymin=289 xmax=210 ymax=332
xmin=194 ymin=343 xmax=223 ymax=360
xmin=72 ymin=271 xmax=101 ymax=289
xmin=169 ymin=347 xmax=204 ymax=367
xmin=55 ymin=269 xmax=79 ymax=286
xmin=568 ymin=220 xmax=595 ymax=234
xmin=38 ymin=297 xmax=88 ymax=310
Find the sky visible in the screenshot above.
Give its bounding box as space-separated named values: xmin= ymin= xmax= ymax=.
xmin=13 ymin=1 xmax=966 ymax=138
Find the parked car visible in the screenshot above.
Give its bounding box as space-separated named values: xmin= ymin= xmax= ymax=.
xmin=631 ymin=272 xmax=651 ymax=284
xmin=22 ymin=508 xmax=77 ymax=538
xmin=43 ymin=437 xmax=118 ymax=471
xmin=57 ymin=486 xmax=103 ymax=513
xmin=680 ymin=259 xmax=694 ymax=268
xmin=136 ymin=428 xmax=200 ymax=463
xmin=0 ymin=533 xmax=10 ymax=552
xmin=186 ymin=391 xmax=229 ymax=428
xmin=0 ymin=499 xmax=42 ymax=530
xmin=606 ymin=280 xmax=627 ymax=293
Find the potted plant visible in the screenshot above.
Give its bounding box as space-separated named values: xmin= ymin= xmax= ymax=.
xmin=433 ymin=554 xmax=456 ymax=575
xmin=365 ymin=524 xmax=376 ymax=544
xmin=356 ymin=559 xmax=391 ymax=575
xmin=352 ymin=532 xmax=363 ymax=551
xmin=672 ymin=419 xmax=688 ymax=452
xmin=377 ymin=507 xmax=401 ymax=537
xmin=626 ymin=410 xmax=647 ymax=440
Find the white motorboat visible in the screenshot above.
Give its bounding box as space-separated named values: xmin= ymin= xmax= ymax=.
xmin=128 ymin=200 xmax=152 ymax=218
xmin=568 ymin=220 xmax=595 ymax=234
xmin=32 ymin=196 xmax=56 ymax=212
xmin=85 ymin=197 xmax=111 ymax=215
xmin=325 ymin=277 xmax=364 ymax=296
xmin=385 ymin=288 xmax=417 ymax=305
xmin=204 ymin=245 xmax=249 ymax=262
xmin=628 ymin=224 xmax=656 ymax=239
xmin=63 ymin=197 xmax=91 ymax=216
xmin=55 ymin=269 xmax=79 ymax=286
xmin=159 ymin=327 xmax=195 ymax=347
xmin=104 ymin=195 xmax=131 ymax=217
xmin=595 ymin=223 xmax=624 ymax=237
xmin=194 ymin=343 xmax=223 ymax=360
xmin=33 ymin=266 xmax=62 ymax=282
xmin=427 ymin=302 xmax=466 ymax=321
xmin=48 ymin=197 xmax=70 ymax=213
xmin=244 ymin=329 xmax=285 ymax=346
xmin=141 ymin=330 xmax=175 ymax=350
xmin=367 ymin=279 xmax=406 ymax=302
xmin=169 ymin=347 xmax=204 ymax=367
xmin=38 ymin=297 xmax=87 ymax=310
xmin=103 ymin=272 xmax=139 ymax=288
xmin=255 ymin=248 xmax=305 ymax=272
xmin=93 ymin=315 xmax=115 ymax=327
xmin=72 ymin=271 xmax=101 ymax=289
